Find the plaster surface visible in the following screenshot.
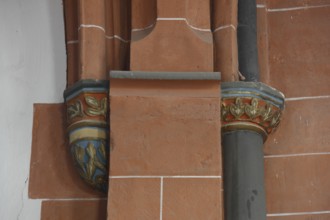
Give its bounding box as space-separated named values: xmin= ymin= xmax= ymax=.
xmin=0 ymin=0 xmax=66 ymax=219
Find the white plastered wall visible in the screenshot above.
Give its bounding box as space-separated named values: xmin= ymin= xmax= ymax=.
xmin=0 ymin=0 xmax=66 ymax=219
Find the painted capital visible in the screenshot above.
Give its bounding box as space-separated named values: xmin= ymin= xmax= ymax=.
xmin=221 ymin=81 xmax=285 ymax=141
xmin=64 ymin=80 xmax=109 ymax=192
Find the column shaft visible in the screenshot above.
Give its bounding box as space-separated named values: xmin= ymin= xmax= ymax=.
xmin=223 ymin=130 xmax=266 ymax=220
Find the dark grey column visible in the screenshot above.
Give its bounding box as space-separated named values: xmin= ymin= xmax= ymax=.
xmin=223 ymin=131 xmax=266 ymax=220
xmin=237 ymin=0 xmax=259 ymax=82
xmin=221 ymin=82 xmax=285 ymax=220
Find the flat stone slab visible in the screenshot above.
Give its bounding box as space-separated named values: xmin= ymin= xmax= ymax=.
xmin=109 ymin=71 xmax=221 ymax=81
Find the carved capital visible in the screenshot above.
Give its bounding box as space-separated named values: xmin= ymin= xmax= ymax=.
xmin=221 ymin=82 xmax=285 ymax=141
xmin=64 ymin=80 xmax=109 ymax=192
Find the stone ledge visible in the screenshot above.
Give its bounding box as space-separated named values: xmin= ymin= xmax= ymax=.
xmin=109 ymin=71 xmax=221 ymax=81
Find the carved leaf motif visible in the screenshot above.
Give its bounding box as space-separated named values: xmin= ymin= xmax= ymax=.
xmin=94 ymin=141 xmax=107 ymax=172
xmin=94 ymin=160 xmax=107 ymax=172
xmin=221 ymin=97 xmax=283 ymax=136
xmin=229 ymin=98 xmax=245 ymax=119
xmin=86 ymin=142 xmax=97 ymax=179
xmin=72 ymin=141 xmax=109 ymax=190
xmin=100 ymin=98 xmax=107 ymax=112
xmin=85 ymin=96 xmax=107 ymax=117
xmin=98 ymin=141 xmax=106 ymax=160
xmin=261 ymin=104 xmax=273 ymax=122
xmin=73 ymin=144 xmax=86 ymax=172
xmin=270 ymin=111 xmax=281 ymax=128
xmin=85 ymin=96 xmax=99 ymax=108
xmin=67 ymin=101 xmax=84 ymax=120
xmin=221 ymin=104 xmax=230 ymax=121
xmin=95 ymin=175 xmax=107 ymax=185
xmin=245 ymin=98 xmax=260 ymax=119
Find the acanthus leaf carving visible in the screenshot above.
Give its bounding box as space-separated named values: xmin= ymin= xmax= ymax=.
xmin=67 ymin=100 xmax=84 ymax=120
xmin=245 ymin=98 xmax=261 ymax=119
xmin=85 ymin=96 xmax=107 ymax=117
xmin=221 ymin=97 xmax=283 ymax=135
xmin=229 ymin=98 xmax=245 ymax=119
xmin=72 ymin=141 xmax=108 ymax=190
xmin=261 ymin=104 xmax=273 ymax=122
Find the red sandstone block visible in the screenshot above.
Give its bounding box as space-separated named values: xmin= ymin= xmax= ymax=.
xmin=109 ymin=95 xmax=221 ymax=176
xmin=110 ymin=79 xmax=220 ymax=98
xmin=67 ymin=43 xmax=79 ymax=87
xmin=157 ymin=0 xmax=185 ymax=18
xmin=214 ymin=27 xmax=238 ymax=81
xmin=29 ymin=104 xmax=104 ymax=199
xmin=267 ymin=214 xmax=330 ymax=220
xmin=109 ymin=79 xmax=221 ymax=176
xmin=112 ymin=0 xmax=131 ymax=40
xmin=257 ymin=6 xmax=270 ymax=83
xmin=185 ymin=0 xmax=211 ymax=29
xmin=212 ymin=0 xmax=237 ymax=29
xmin=41 ymin=200 xmax=107 ymax=220
xmin=108 ymin=178 xmax=160 ymax=220
xmin=266 ymin=7 xmax=330 ymax=97
xmin=264 ymin=98 xmax=330 ymax=155
xmin=266 ymin=0 xmax=330 ymax=9
xmin=104 ymin=0 xmax=114 ymax=36
xmin=131 ymin=0 xmax=157 ymax=30
xmin=130 ymin=21 xmax=213 ymax=72
xmin=78 ymin=0 xmax=105 ymax=26
xmin=162 ymin=178 xmax=223 ymax=220
xmin=106 ymin=38 xmax=129 ymax=72
xmin=265 ymin=154 xmax=330 ymax=213
xmin=79 ymin=28 xmax=106 ymax=80
xmin=63 ymin=0 xmax=78 ymax=42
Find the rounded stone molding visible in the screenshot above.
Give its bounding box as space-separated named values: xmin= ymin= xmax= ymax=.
xmin=221 ymin=81 xmax=285 ymax=141
xmin=64 ymin=80 xmax=109 ymax=192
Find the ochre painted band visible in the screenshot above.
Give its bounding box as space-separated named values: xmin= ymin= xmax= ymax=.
xmin=69 ymin=127 xmax=107 ymax=144
xmin=222 ymin=122 xmax=268 ymax=141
